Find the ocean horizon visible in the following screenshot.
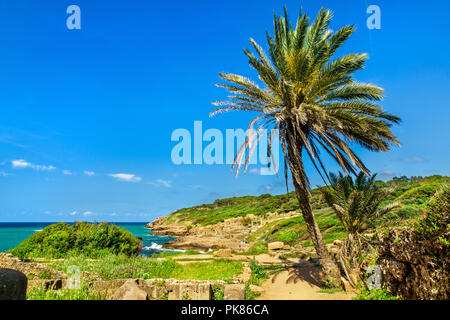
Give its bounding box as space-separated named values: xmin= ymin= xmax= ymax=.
xmin=0 ymin=222 xmax=175 ymax=256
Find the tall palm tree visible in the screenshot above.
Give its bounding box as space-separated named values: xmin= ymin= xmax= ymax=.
xmin=211 ymin=6 xmax=401 ymax=285
xmin=320 ymin=172 xmax=401 ymax=234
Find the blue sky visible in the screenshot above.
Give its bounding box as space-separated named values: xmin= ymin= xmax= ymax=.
xmin=0 ymin=0 xmax=449 ymax=222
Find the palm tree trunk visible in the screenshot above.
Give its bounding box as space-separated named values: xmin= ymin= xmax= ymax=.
xmin=287 ymin=147 xmax=341 ymax=286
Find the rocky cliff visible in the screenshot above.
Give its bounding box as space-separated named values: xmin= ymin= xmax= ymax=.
xmin=378 ymin=227 xmax=449 ymax=300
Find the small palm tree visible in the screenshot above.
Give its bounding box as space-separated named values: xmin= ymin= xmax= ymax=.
xmin=320 ymin=172 xmax=401 ymax=234
xmin=211 ymin=6 xmax=401 ymax=284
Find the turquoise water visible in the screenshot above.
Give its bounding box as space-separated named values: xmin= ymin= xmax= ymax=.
xmin=0 ymin=222 xmax=176 ymax=256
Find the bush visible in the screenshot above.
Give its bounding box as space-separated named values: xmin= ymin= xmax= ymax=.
xmin=414 ymin=185 xmax=449 ymax=246
xmin=354 ymin=287 xmax=398 ymax=300
xmin=9 ymin=222 xmax=141 ymax=259
xmin=249 ymin=260 xmax=269 ymax=285
xmin=276 ymin=230 xmax=298 ymax=244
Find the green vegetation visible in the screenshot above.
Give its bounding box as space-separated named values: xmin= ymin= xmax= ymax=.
xmin=10 ymin=222 xmax=141 ymax=259
xmin=354 ymin=287 xmax=398 ymax=300
xmin=321 ymin=172 xmax=400 ymax=234
xmin=150 ymin=250 xmax=201 ymax=258
xmin=27 ymin=286 xmax=103 ymax=300
xmin=48 ymin=254 xmax=242 ymax=282
xmin=161 ymin=175 xmax=448 ymax=253
xmin=211 ymin=4 xmax=402 ymax=284
xmin=165 ymin=193 xmax=299 ymax=227
xmin=248 ymin=260 xmax=269 ymax=286
xmin=415 ymin=184 xmax=449 ymax=247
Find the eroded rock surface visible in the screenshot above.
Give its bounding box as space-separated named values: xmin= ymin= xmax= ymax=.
xmin=378 ymin=228 xmax=449 ymax=300
xmin=0 ymin=253 xmax=66 ymax=279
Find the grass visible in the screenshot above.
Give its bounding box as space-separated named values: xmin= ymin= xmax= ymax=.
xmin=318 ymin=287 xmax=345 ymax=294
xmin=354 ymin=287 xmax=398 ymax=300
xmin=150 ymin=250 xmax=201 ymax=258
xmin=248 ymin=260 xmax=269 ymax=286
xmin=47 ymin=253 xmax=242 ymax=281
xmin=27 ymin=286 xmax=103 ymax=300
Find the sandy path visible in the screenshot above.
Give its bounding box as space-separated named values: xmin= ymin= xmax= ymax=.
xmin=257 ymin=261 xmax=355 ymax=300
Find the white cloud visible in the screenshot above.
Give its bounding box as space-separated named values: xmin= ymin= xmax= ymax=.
xmin=108 ymin=173 xmax=142 ymax=183
xmin=11 ymin=159 xmax=56 ymax=171
xmin=83 ymin=211 xmax=94 ymax=216
xmin=396 ymin=156 xmax=424 ymax=163
xmin=148 ymin=179 xmax=172 ymax=188
xmin=63 ymin=170 xmax=72 ymax=175
xmin=111 ymin=212 xmax=117 ymax=216
xmin=0 ymin=171 xmax=9 ymax=176
xmin=83 ymin=170 xmax=95 ymax=176
xmin=380 ymin=170 xmax=396 ymax=178
xmin=70 ymin=211 xmax=77 ymax=216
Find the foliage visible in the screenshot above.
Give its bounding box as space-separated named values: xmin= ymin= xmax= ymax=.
xmin=249 ymin=260 xmax=269 ymax=286
xmin=48 ymin=254 xmax=242 ymax=281
xmin=276 ymin=230 xmax=298 ymax=244
xmin=321 ymin=172 xmax=400 ymax=234
xmin=354 ymin=286 xmax=398 ymax=300
xmin=10 ymin=222 xmax=141 ymax=259
xmin=27 ymin=285 xmax=103 ymax=300
xmin=211 ymin=5 xmax=400 ymax=190
xmin=212 ymin=283 xmax=225 ymax=300
xmin=414 ymin=185 xmax=449 ymax=247
xmin=242 ymin=240 xmax=268 ymax=255
xmin=166 ymin=193 xmax=301 ymax=227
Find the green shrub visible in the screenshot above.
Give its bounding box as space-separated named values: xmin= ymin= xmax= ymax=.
xmin=249 ymin=260 xmax=269 ymax=286
xmin=27 ymin=285 xmax=103 ymax=300
xmin=276 ymin=230 xmax=298 ymax=244
xmin=354 ymin=287 xmax=398 ymax=300
xmin=243 ymin=241 xmax=268 ymax=255
xmin=9 ymin=222 xmax=141 ymax=259
xmin=414 ymin=185 xmax=449 ymax=247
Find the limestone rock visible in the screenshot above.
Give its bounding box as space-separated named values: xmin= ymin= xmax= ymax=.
xmin=0 ymin=268 xmax=27 ymax=300
xmin=110 ymin=279 xmax=149 ymax=300
xmin=268 ymin=242 xmax=284 ymax=251
xmin=249 ymin=284 xmax=265 ymax=295
xmin=213 ymin=249 xmax=233 ymax=257
xmin=378 ymin=227 xmax=449 ymax=300
xmin=0 ymin=253 xmax=66 ymax=279
xmin=28 ymin=279 xmax=63 ymax=290
xmin=224 ymin=284 xmax=246 ymax=300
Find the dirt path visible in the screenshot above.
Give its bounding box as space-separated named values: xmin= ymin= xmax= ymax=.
xmin=257 ymin=261 xmax=355 ymax=300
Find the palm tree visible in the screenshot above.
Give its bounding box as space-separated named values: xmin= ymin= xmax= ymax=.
xmin=211 ymin=6 xmax=401 ymax=285
xmin=320 ymin=172 xmax=401 ymax=234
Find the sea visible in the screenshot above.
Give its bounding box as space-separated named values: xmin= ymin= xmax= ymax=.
xmin=0 ymin=222 xmax=182 ymax=257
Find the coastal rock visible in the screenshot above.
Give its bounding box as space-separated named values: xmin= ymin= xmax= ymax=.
xmin=146 ymin=217 xmax=187 ymax=237
xmin=0 ymin=268 xmax=27 ymax=300
xmin=378 ymin=227 xmax=449 ymax=300
xmin=212 ymin=249 xmax=233 ymax=258
xmin=0 ymin=253 xmax=66 ymax=279
xmin=268 ymin=242 xmax=284 ymax=251
xmin=224 ymin=284 xmax=246 ymax=300
xmin=110 ymin=279 xmax=149 ymax=300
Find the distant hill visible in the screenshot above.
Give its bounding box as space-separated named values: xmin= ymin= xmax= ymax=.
xmin=161 ymin=175 xmax=449 ymax=227
xmin=149 ymin=175 xmax=449 ymax=251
